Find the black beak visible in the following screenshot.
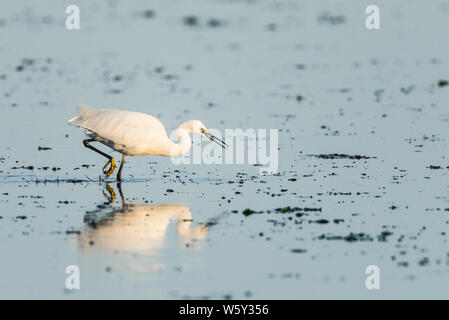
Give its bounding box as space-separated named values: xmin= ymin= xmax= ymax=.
xmin=204 ymin=131 xmax=228 ymax=149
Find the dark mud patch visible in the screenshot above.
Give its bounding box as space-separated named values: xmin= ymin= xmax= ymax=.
xmin=65 ymin=229 xmax=81 ymax=235
xmin=317 ymin=230 xmax=394 ymax=243
xmin=183 ymin=16 xmax=225 ymax=28
xmin=428 ymin=165 xmax=448 ymax=170
xmin=317 ymin=12 xmax=346 ymax=25
xmin=317 ymin=232 xmax=373 ymax=242
xmin=438 ymin=79 xmax=448 ymax=87
xmin=309 ymin=219 xmax=330 ymax=224
xmin=290 ymin=248 xmax=307 ymax=254
xmin=377 ymin=231 xmax=393 ymax=242
xmin=418 ymin=257 xmax=430 ymax=266
xmin=242 ymin=206 xmax=321 ymax=217
xmin=142 ymin=9 xmax=156 ymax=19
xmin=311 ymin=154 xmax=375 ymax=160
xmin=11 ymin=166 xmax=34 ymax=170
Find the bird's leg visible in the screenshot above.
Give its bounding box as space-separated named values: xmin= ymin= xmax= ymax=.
xmin=117 ymin=154 xmax=127 ymax=181
xmin=82 ymin=139 xmax=116 ymax=178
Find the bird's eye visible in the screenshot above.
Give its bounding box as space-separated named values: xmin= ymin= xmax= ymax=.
xmin=200 ymin=128 xmax=205 ymax=133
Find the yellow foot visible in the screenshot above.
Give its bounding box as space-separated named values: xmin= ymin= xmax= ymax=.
xmin=103 ymin=158 xmax=117 ymax=177
xmin=105 ymin=184 xmax=116 ymax=203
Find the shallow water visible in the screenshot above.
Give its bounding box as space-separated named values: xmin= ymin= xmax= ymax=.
xmin=0 ymin=0 xmax=449 ymax=299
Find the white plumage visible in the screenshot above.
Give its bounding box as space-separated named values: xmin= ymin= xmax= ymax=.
xmin=68 ymin=104 xmax=227 ymax=180
xmin=69 ymin=105 xmax=177 ymax=156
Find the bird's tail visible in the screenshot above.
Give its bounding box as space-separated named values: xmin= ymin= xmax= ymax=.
xmin=68 ymin=103 xmax=91 ymax=126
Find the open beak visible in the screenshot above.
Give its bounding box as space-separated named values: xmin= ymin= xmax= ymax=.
xmin=204 ymin=131 xmax=228 ymax=149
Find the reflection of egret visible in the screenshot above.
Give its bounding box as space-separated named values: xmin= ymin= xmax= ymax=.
xmin=73 ymin=184 xmax=213 ymax=253
xmin=68 ymin=104 xmax=228 ymax=180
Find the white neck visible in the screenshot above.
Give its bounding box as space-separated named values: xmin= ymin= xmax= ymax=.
xmin=166 ymin=128 xmax=192 ymax=157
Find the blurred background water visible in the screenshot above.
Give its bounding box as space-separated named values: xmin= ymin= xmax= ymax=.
xmin=0 ymin=0 xmax=448 ymax=299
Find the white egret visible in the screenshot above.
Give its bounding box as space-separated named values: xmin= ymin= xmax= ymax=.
xmin=68 ymin=104 xmax=227 ymax=180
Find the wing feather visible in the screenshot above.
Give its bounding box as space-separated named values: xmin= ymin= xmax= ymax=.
xmin=68 ymin=104 xmax=172 ymax=155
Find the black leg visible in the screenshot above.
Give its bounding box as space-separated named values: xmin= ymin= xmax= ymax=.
xmin=83 ymin=139 xmax=112 ymax=160
xmin=83 ymin=139 xmax=116 ymax=177
xmin=117 ymin=154 xmax=127 ymax=181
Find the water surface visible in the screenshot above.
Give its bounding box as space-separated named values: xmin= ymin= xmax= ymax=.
xmin=0 ymin=0 xmax=448 ymax=299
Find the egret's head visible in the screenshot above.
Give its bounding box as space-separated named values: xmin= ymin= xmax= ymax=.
xmin=178 ymin=120 xmax=228 ymax=149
